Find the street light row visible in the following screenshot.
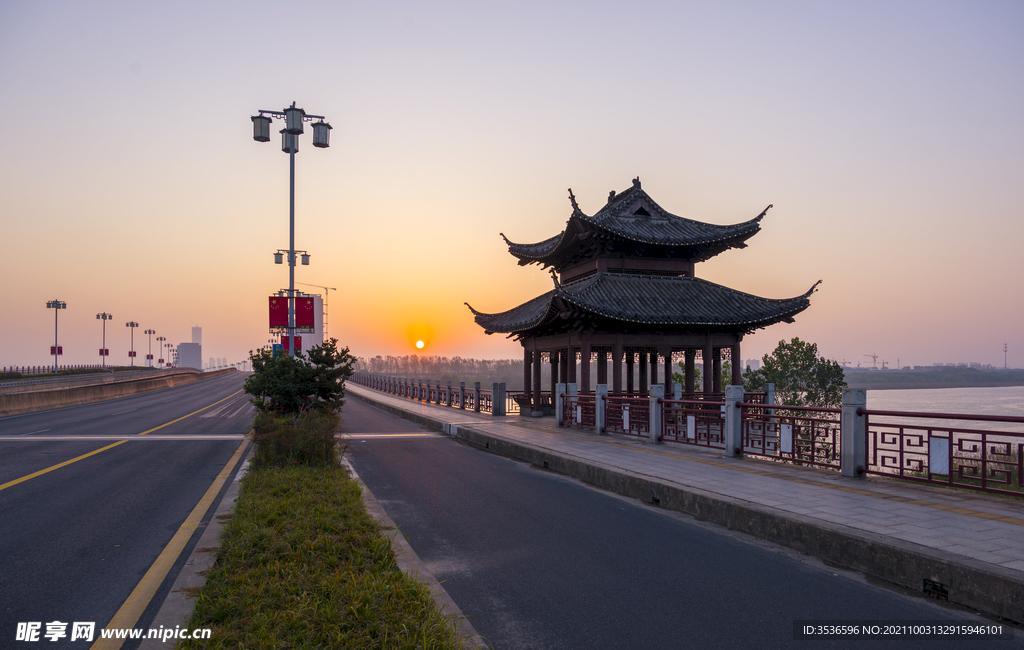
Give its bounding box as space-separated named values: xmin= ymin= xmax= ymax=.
xmin=45 ymin=300 xmax=174 ymax=372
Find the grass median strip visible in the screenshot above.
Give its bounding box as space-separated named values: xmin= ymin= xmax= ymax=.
xmin=178 ymin=464 xmax=463 ymax=650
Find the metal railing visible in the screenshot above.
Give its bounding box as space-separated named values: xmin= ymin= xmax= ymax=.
xmin=560 ymin=394 xmax=596 ymax=430
xmin=603 ymin=396 xmax=650 ymax=438
xmin=862 ymin=409 xmax=1024 ymax=497
xmin=741 ymin=403 xmax=842 ymax=470
xmin=661 ymin=398 xmax=726 ymax=447
xmin=353 ymin=373 xmax=502 ymax=415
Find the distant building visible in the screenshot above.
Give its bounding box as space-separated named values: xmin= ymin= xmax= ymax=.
xmin=745 ymin=359 xmax=761 ymax=371
xmin=177 ymin=342 xmax=202 ymax=370
xmin=192 ymin=327 xmax=202 ymax=345
xmin=969 ymin=362 xmax=981 ymax=369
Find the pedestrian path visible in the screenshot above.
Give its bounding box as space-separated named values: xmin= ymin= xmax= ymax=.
xmin=348 ymin=384 xmax=1024 ymax=625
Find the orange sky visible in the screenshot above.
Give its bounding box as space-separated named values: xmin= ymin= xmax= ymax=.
xmin=1 ymin=2 xmax=1022 ymax=370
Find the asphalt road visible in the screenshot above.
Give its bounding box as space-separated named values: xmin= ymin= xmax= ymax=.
xmin=342 ymin=397 xmax=1022 ymax=650
xmin=0 ymin=372 xmax=253 ymax=648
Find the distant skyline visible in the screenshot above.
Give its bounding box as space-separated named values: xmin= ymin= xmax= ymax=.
xmin=1 ymin=1 xmax=1021 ymax=370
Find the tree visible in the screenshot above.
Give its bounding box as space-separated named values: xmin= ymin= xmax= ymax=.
xmin=244 ymin=338 xmax=355 ymax=416
xmin=743 ymin=337 xmax=847 ymax=408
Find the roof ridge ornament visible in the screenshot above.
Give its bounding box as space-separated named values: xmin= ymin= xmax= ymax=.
xmin=568 ymin=188 xmax=580 ymax=213
xmin=632 ymin=177 xmax=641 ymax=189
xmin=549 ymin=268 xmax=562 ymax=290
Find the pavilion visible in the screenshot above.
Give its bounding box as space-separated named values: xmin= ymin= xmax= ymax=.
xmin=466 ymin=178 xmax=819 ymax=415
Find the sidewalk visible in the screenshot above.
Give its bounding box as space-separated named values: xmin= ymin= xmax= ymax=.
xmin=348 ymin=384 xmax=1024 ymax=625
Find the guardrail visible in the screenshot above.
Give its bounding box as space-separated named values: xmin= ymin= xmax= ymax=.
xmin=661 ymin=398 xmax=726 ymax=447
xmin=861 ymin=408 xmax=1024 ymax=497
xmin=603 ymin=395 xmax=650 ymax=438
xmin=560 ymin=394 xmax=596 ymax=430
xmin=741 ymin=402 xmax=843 ymax=470
xmin=0 ymin=368 xmax=202 ymax=395
xmin=353 ymin=373 xmax=506 ymax=416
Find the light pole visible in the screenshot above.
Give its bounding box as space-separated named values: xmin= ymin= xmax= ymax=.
xmin=165 ymin=343 xmax=174 ymax=367
xmin=46 ymin=300 xmax=67 ymax=373
xmin=96 ymin=312 xmax=113 ymax=369
xmin=126 ymin=321 xmax=139 ymax=366
xmin=144 ymin=329 xmax=156 ymax=367
xmin=156 ymin=336 xmax=166 ymax=367
xmin=251 ymin=102 xmax=332 ymax=356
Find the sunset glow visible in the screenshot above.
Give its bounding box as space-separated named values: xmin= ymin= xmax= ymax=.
xmin=0 ymin=3 xmax=1021 ymax=369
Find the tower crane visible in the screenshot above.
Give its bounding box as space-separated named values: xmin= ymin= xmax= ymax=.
xmin=864 ymin=353 xmax=879 ymax=369
xmin=295 ymin=283 xmax=338 ymax=339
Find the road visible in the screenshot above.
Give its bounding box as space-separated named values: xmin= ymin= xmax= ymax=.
xmin=342 ymin=397 xmax=1021 ymax=650
xmin=0 ymin=372 xmax=253 ymax=648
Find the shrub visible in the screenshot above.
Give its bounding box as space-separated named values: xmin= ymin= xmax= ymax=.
xmin=251 ymin=410 xmax=344 ymax=468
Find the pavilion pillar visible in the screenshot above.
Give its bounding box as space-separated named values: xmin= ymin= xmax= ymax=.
xmin=549 ymin=351 xmax=559 ymax=409
xmin=612 ymin=340 xmax=623 ymax=395
xmin=703 ymin=338 xmax=714 ymax=394
xmin=639 ymin=351 xmax=648 ymax=395
xmin=581 ymin=340 xmax=591 ymax=393
xmin=567 ymin=345 xmax=577 ymax=384
xmin=662 ymin=348 xmax=673 ymax=395
xmin=532 ymin=350 xmax=543 ymax=417
xmin=597 ymin=349 xmax=608 ymax=385
xmin=523 ymin=347 xmax=532 ymax=408
xmin=650 ymin=351 xmax=658 ymax=388
xmin=560 ymin=349 xmax=569 ymax=384
xmin=713 ymin=349 xmax=722 ymax=393
xmin=685 ymin=349 xmax=696 ymax=395
xmin=625 ymin=351 xmax=634 ymax=394
xmin=731 ymin=343 xmax=742 ymax=387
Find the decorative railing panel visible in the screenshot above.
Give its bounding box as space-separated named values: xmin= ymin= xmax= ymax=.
xmin=561 ymin=394 xmax=596 ymax=430
xmin=604 ymin=396 xmax=650 ymax=438
xmin=741 ymin=403 xmax=842 ymax=470
xmin=661 ymin=399 xmax=725 ymax=447
xmin=863 ymin=409 xmax=1024 ymax=497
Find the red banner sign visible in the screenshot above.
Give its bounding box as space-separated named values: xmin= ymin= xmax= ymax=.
xmin=269 ymin=296 xmax=288 ymax=328
xmin=128 ymin=351 xmax=137 ymax=357
xmin=99 ymin=349 xmax=109 ymax=356
xmin=296 ymin=297 xmax=315 ymax=328
xmin=281 ymin=336 xmax=302 ymax=352
xmin=51 ymin=346 xmax=62 ymax=355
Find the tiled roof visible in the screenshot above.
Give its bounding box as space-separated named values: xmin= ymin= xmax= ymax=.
xmin=502 ymin=179 xmax=768 ymax=265
xmin=466 ymin=273 xmax=819 ymax=335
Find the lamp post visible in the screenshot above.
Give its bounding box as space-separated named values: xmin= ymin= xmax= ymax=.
xmin=96 ymin=312 xmax=113 ymax=369
xmin=46 ymin=300 xmax=67 ymax=373
xmin=252 ymin=101 xmax=332 ymax=356
xmin=165 ymin=343 xmax=174 ymax=367
xmin=156 ymin=336 xmax=166 ymax=366
xmin=144 ymin=329 xmax=156 ymax=367
xmin=126 ymin=321 xmax=139 ymax=366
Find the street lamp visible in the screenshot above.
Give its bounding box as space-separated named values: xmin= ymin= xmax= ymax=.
xmin=126 ymin=322 xmax=139 ymax=366
xmin=156 ymin=335 xmax=166 ymax=366
xmin=144 ymin=329 xmax=156 ymax=367
xmin=165 ymin=343 xmax=174 ymax=367
xmin=46 ymin=300 xmax=67 ymax=373
xmin=251 ymin=101 xmax=332 ymax=356
xmin=96 ymin=312 xmax=113 ymax=369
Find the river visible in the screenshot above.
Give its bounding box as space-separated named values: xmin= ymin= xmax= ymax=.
xmin=865 ymin=385 xmax=1024 ymax=434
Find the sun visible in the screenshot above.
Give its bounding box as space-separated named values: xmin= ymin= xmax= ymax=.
xmin=415 ymin=340 xmax=425 ymax=349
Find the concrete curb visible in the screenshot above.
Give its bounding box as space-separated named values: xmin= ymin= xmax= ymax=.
xmin=137 ymin=443 xmax=252 ymax=649
xmin=342 ymin=457 xmax=490 ymax=649
xmin=351 ymin=390 xmax=1024 ymax=625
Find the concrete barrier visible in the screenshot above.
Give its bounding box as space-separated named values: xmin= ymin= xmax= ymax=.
xmin=0 ymin=368 xmax=238 ymax=417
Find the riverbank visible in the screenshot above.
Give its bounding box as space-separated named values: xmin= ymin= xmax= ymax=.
xmin=845 ymin=368 xmax=1024 ymax=391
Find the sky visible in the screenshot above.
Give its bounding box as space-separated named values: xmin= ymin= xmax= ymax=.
xmin=1 ymin=1 xmax=1022 ymax=371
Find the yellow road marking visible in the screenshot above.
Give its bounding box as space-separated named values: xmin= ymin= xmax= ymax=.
xmin=0 ymin=441 xmax=128 ymax=492
xmin=90 ymin=438 xmax=249 ymax=650
xmin=0 ymin=389 xmax=244 ymax=492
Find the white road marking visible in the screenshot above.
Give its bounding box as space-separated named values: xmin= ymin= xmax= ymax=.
xmin=341 ymin=433 xmax=441 ymax=438
xmin=112 ymin=409 xmax=138 ymax=415
xmin=20 ymin=429 xmax=51 ymax=436
xmin=0 ymin=435 xmax=247 ymax=441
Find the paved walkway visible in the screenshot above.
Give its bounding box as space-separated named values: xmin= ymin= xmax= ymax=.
xmin=348 ymin=384 xmax=1024 ymax=624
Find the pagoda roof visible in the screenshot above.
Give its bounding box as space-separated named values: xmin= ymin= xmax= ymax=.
xmin=466 ymin=273 xmax=820 ymax=337
xmin=501 ymin=178 xmax=769 ymax=269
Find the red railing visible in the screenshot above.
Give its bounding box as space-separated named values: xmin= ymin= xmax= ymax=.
xmin=661 ymin=398 xmax=726 ymax=447
xmin=561 ymin=394 xmax=596 ymax=430
xmin=862 ymin=409 xmax=1024 ymax=497
xmin=740 ymin=403 xmax=842 ymax=470
xmin=603 ymin=396 xmax=650 ymax=438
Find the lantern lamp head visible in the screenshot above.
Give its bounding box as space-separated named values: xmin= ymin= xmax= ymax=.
xmin=312 ymin=121 xmax=332 ymax=148
xmin=281 ymin=129 xmax=299 ymax=154
xmin=301 ymin=253 xmax=310 ymax=265
xmin=251 ymin=114 xmax=272 ymax=142
xmin=274 ymin=252 xmax=284 ymax=264
xmin=284 ymin=105 xmax=305 ymax=135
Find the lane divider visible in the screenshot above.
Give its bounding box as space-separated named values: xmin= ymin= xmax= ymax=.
xmin=0 ymin=390 xmax=245 ymax=492
xmin=90 ymin=438 xmax=250 ymax=650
